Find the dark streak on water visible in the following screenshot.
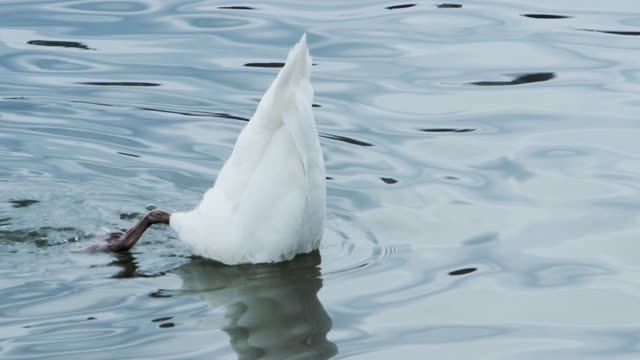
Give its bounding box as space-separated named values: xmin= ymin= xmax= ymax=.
xmin=244 ymin=62 xmax=285 ymax=68
xmin=149 ymin=290 xmax=172 ymax=298
xmin=159 ymin=322 xmax=175 ymax=328
xmin=218 ymin=6 xmax=255 ymax=10
xmin=386 ymin=4 xmax=416 ymax=10
xmin=579 ymin=29 xmax=640 ymax=36
xmin=72 ymin=100 xmax=115 ymax=107
xmin=27 ymin=40 xmax=91 ymax=50
xmin=211 ymin=112 xmax=251 ymax=122
xmin=522 ymin=14 xmax=573 ymax=19
xmin=437 ymin=3 xmax=462 ymax=8
xmin=139 ymin=107 xmax=250 ymax=121
xmin=78 ymin=82 xmax=161 ymax=87
xmin=244 ymin=62 xmax=318 ymax=68
xmin=9 ymin=199 xmax=40 ymax=208
xmin=421 ymin=128 xmax=475 ymax=133
xmin=380 ymin=177 xmax=398 ymax=184
xmin=449 ymin=268 xmax=477 ymax=276
xmin=471 ymin=72 xmax=556 ymax=86
xmin=320 ymin=133 xmax=373 ymax=147
xmin=117 ymin=152 xmax=140 ymax=158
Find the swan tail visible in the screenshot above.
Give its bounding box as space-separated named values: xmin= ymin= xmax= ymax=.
xmin=218 ymin=34 xmax=321 ymax=201
xmin=278 ymin=34 xmax=322 ymax=175
xmin=254 ymin=33 xmax=319 ymax=173
xmin=273 ymin=33 xmax=312 ymax=89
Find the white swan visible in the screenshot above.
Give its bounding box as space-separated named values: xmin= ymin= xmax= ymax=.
xmin=104 ymin=34 xmax=326 ymax=264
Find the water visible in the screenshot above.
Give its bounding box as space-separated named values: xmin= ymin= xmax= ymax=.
xmin=2 ymin=0 xmax=640 ymax=358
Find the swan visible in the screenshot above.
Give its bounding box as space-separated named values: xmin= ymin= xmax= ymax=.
xmin=102 ymin=34 xmax=326 ymax=264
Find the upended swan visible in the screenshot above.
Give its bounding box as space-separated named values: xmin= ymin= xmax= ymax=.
xmin=102 ymin=34 xmax=326 ymax=264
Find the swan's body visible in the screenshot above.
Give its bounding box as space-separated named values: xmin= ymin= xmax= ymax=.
xmin=168 ymin=35 xmax=325 ymax=264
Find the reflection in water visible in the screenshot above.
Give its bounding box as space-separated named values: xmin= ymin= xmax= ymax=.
xmin=78 ymin=82 xmax=160 ymax=86
xmin=448 ymin=268 xmax=477 ymax=276
xmin=522 ymin=14 xmax=572 ymax=19
xmin=437 ymin=3 xmax=462 ymax=8
xmin=218 ymin=6 xmax=256 ymax=10
xmin=380 ymin=177 xmax=398 ymax=184
xmin=579 ymin=29 xmax=640 ymax=36
xmin=173 ymin=253 xmax=337 ymax=359
xmin=152 ymin=316 xmax=173 ymax=322
xmin=244 ymin=62 xmax=285 ymax=68
xmin=420 ymin=128 xmax=475 ymax=133
xmin=244 ymin=62 xmax=318 ymax=68
xmin=27 ymin=40 xmax=91 ymax=50
xmin=320 ymin=133 xmax=373 ymax=147
xmin=116 ymin=151 xmax=140 ymax=158
xmin=9 ymin=199 xmax=40 ymax=208
xmin=386 ymin=4 xmax=416 ymax=10
xmin=109 ymin=252 xmax=165 ymax=279
xmin=139 ymin=107 xmax=250 ymax=121
xmin=471 ymin=72 xmax=555 ymax=86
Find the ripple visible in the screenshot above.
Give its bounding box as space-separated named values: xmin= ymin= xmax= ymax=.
xmin=3 ymin=53 xmax=107 ymax=73
xmin=139 ymin=106 xmax=249 ymax=121
xmin=579 ymin=29 xmax=640 ymax=36
xmin=169 ymin=15 xmax=253 ymax=31
xmin=66 ymin=1 xmax=148 ymax=13
xmin=319 ymin=202 xmax=383 ymax=280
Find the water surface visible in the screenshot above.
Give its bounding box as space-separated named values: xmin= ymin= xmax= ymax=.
xmin=2 ymin=0 xmax=640 ymax=358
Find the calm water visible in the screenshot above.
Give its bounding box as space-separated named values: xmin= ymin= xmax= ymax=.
xmin=2 ymin=0 xmax=640 ymax=358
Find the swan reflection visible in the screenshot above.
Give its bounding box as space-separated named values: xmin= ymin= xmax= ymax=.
xmin=173 ymin=252 xmax=336 ymax=359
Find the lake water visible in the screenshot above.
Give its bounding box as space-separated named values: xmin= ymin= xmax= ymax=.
xmin=2 ymin=0 xmax=640 ymax=358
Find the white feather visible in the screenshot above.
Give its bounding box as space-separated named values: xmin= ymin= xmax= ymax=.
xmin=170 ymin=34 xmax=326 ymax=265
